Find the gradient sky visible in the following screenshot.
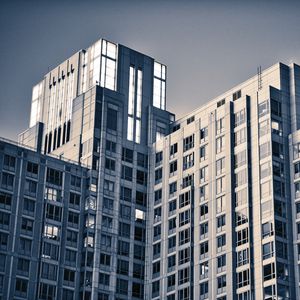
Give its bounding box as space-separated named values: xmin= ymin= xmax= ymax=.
xmin=1 ymin=0 xmax=300 ymax=140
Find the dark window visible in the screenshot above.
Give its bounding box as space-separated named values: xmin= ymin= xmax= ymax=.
xmin=106 ymin=108 xmax=118 ymax=131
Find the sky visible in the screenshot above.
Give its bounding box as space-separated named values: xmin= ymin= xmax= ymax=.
xmin=1 ymin=0 xmax=300 ymax=140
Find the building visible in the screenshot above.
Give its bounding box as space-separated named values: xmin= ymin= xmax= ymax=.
xmin=15 ymin=38 xmax=172 ymax=300
xmin=1 ymin=37 xmax=300 ymax=300
xmin=146 ymin=63 xmax=300 ymax=300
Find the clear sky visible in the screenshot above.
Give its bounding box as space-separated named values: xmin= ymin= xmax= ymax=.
xmin=1 ymin=0 xmax=300 ymax=140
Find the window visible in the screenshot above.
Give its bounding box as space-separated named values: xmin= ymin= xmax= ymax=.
xmin=152 ymin=280 xmax=160 ymax=298
xmin=41 ymin=262 xmax=57 ymax=280
xmin=200 ymin=166 xmax=208 ymax=183
xmin=136 ymin=170 xmax=147 ymax=186
xmin=136 ymin=190 xmax=146 ymax=206
xmin=106 ymin=140 xmax=116 ymax=153
xmin=119 ymin=222 xmax=131 ymax=238
xmin=46 ymin=168 xmax=62 ymax=186
xmin=169 ymin=160 xmax=177 ymax=175
xmin=0 ymin=192 xmax=12 ymax=209
xmin=100 ymin=253 xmax=111 ymax=266
xmin=116 ymin=278 xmax=128 ymax=295
xmin=168 ymin=236 xmax=176 ymax=250
xmin=179 ymin=228 xmax=190 ymax=245
xmin=234 ymin=109 xmax=245 ymax=127
xmin=233 ymin=89 xmax=241 ymax=101
xmin=271 ymin=99 xmax=282 ymax=117
xmin=183 ymin=135 xmax=194 ymax=151
xmin=155 ymin=168 xmax=162 ymax=184
xmin=272 ymin=141 xmax=283 ymax=158
xmin=216 ymin=195 xmax=225 ymax=213
xmin=183 ymin=152 xmax=194 ymax=170
xmin=120 ymin=186 xmax=131 ymax=202
xmin=182 ymin=174 xmax=193 ymax=188
xmin=262 ymin=222 xmax=273 ymax=239
xmin=3 ymin=154 xmax=15 ymax=170
xmin=99 ymin=273 xmax=110 ymax=286
xmin=216 ymin=157 xmax=225 ymax=176
xmin=217 ymin=234 xmax=226 ymax=251
xmin=200 ymin=127 xmax=208 ymax=142
xmin=152 ymin=261 xmax=160 ymax=277
xmin=170 ymin=143 xmax=178 ymax=156
xmin=17 ymin=258 xmax=30 ymax=275
xmin=137 ymin=152 xmax=148 ymax=168
xmin=217 ymin=215 xmax=226 ymax=231
xmin=26 ymin=161 xmax=38 ymax=176
xmin=234 ymin=127 xmax=246 ymax=146
xmin=169 ymin=199 xmax=177 ymax=214
xmin=179 ymin=191 xmax=190 ymax=208
xmin=217 ymin=98 xmax=225 ymax=107
xmin=234 ymin=150 xmax=246 ymax=168
xmin=263 ymin=263 xmax=275 ymax=281
xmin=69 ymin=192 xmax=80 ymax=207
xmin=216 ymin=177 xmax=225 ymax=194
xmin=21 ymin=217 xmax=34 ymax=235
xmin=153 ymin=242 xmax=161 ymax=258
xmin=200 ymin=261 xmax=209 ymax=279
xmin=104 ymin=180 xmax=114 ymax=194
xmin=68 ymin=211 xmax=79 ymax=227
xmin=134 ymin=226 xmax=146 ymax=242
xmin=153 ymin=224 xmax=161 ymax=239
xmin=216 ymin=136 xmax=225 ymax=153
xmin=155 ymin=189 xmax=162 ymax=204
xmin=178 ymin=267 xmax=189 ymax=285
xmin=153 ymin=61 xmax=166 ymax=110
xmin=200 ymin=145 xmax=207 ymax=161
xmin=200 ymin=282 xmax=208 ymax=298
xmin=200 ymin=222 xmax=208 ymax=238
xmin=217 ymin=254 xmax=226 ymax=272
xmin=120 ymin=204 xmax=131 ymax=220
xmin=44 ymin=224 xmax=60 ymax=241
xmin=178 ymin=287 xmax=190 ymax=300
xmin=0 ymin=211 xmax=9 ymax=228
xmin=19 ymin=238 xmax=31 ymax=255
xmin=258 ymin=100 xmax=269 ymax=117
xmin=169 ymin=182 xmax=177 ymax=195
xmin=133 ymin=263 xmax=144 ymax=279
xmin=105 ymin=158 xmax=115 ymax=171
xmin=15 ymin=278 xmax=28 ymax=297
xmin=179 ymin=248 xmax=190 ymax=265
xmin=64 ymin=269 xmax=75 ymax=284
xmin=117 ymin=259 xmax=129 ymax=275
xmin=187 ymin=115 xmax=194 ymax=124
xmin=107 ymin=108 xmax=118 ymax=131
xmin=235 ymin=169 xmax=247 ymax=187
xmin=1 ymin=172 xmax=14 ymax=189
xmin=168 ymin=254 xmax=176 ymax=268
xmin=65 ymin=249 xmax=76 ymax=265
xmin=259 ymin=142 xmax=270 ymax=159
xmin=102 ymin=215 xmax=113 ymax=228
xmin=236 ymin=208 xmax=248 ymax=226
xmin=236 ymin=228 xmax=248 ymax=246
xmin=200 ymin=184 xmax=208 ymax=202
xmin=237 ymin=248 xmax=249 ymax=267
xmin=200 ymin=241 xmax=209 ymax=258
xmin=200 ymin=204 xmax=208 ymax=220
xmin=122 ymin=165 xmax=133 ymax=181
xmin=217 ymin=275 xmax=226 ymax=292
xmin=169 ymin=217 xmax=176 ymax=231
xmin=168 ymin=274 xmax=176 ymax=288
xmin=262 ymin=241 xmax=274 ymax=260
xmin=179 ymin=210 xmax=190 ymax=226
xmin=237 ymin=269 xmax=250 ymax=288
xmin=216 ymin=118 xmax=224 ymax=135
xmin=39 ymin=283 xmax=56 ymax=299
xmin=46 ymin=204 xmax=62 ymax=222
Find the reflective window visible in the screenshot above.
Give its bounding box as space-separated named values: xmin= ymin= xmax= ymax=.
xmin=153 ymin=61 xmax=166 ymax=110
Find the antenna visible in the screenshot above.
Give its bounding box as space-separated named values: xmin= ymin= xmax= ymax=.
xmin=257 ymin=66 xmax=262 ymax=90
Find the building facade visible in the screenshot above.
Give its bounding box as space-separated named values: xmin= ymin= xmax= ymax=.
xmin=1 ymin=38 xmax=300 ymax=300
xmin=146 ymin=63 xmax=300 ymax=300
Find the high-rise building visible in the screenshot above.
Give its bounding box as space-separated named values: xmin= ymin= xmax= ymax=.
xmin=0 ymin=37 xmax=300 ymax=300
xmin=146 ymin=63 xmax=300 ymax=300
